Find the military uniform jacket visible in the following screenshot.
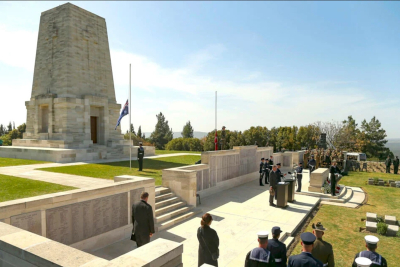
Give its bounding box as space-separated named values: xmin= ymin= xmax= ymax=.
xmin=385 ymin=158 xmax=392 ymax=167
xmin=308 ymin=159 xmax=316 ymax=167
xmin=264 ymin=162 xmax=270 ymax=172
xmin=329 ymin=166 xmax=340 ymax=180
xmin=394 ymin=158 xmax=400 ymax=167
xmin=268 ymin=159 xmax=273 ymax=167
xmin=260 ymin=162 xmax=265 ymax=174
xmin=352 ymin=251 xmax=387 ymax=267
xmin=245 ymin=247 xmax=276 ymax=267
xmin=138 ymin=147 xmax=145 ymax=159
xmin=267 ymin=239 xmax=287 ymax=266
xmin=131 ymin=200 xmax=155 ymax=240
xmin=288 ymin=252 xmax=323 ymax=267
xmin=312 ymin=238 xmax=334 ymax=267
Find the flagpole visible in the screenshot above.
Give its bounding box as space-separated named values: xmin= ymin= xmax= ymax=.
xmin=215 ymin=91 xmax=217 ymax=151
xmin=129 ymin=64 xmax=132 ymax=169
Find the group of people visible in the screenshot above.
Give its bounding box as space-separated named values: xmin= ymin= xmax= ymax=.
xmin=130 ymin=190 xmax=387 ymax=267
xmin=303 ymin=148 xmax=344 ymax=170
xmin=385 ymin=155 xmax=399 ymax=174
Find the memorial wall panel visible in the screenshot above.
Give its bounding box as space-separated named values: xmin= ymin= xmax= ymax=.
xmin=196 ymin=171 xmax=202 ymax=192
xmin=46 ymin=192 xmax=128 ymax=245
xmin=10 ymin=210 xmax=42 ymax=236
xmin=202 ymin=170 xmax=209 ymax=190
xmin=130 ymin=187 xmax=145 ymax=206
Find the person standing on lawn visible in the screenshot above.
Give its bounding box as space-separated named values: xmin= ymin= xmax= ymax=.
xmin=138 ymin=142 xmax=144 ymax=171
xmin=384 ymin=156 xmax=391 ymax=174
xmin=311 ymin=222 xmax=335 ymax=267
xmin=393 ymin=156 xmax=399 ymax=174
xmin=352 ymin=235 xmax=387 ymax=267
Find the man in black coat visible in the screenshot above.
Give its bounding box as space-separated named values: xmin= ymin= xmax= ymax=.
xmin=288 ymin=232 xmax=323 ymax=267
xmin=264 ymin=159 xmax=270 ymax=184
xmin=269 ymin=165 xmax=280 ymax=207
xmin=329 ymin=161 xmax=340 ymax=196
xmin=308 ymin=156 xmax=316 ymax=173
xmin=260 ymin=158 xmax=265 ymax=186
xmin=131 ymin=192 xmax=155 ymax=247
xmin=268 ymin=156 xmax=274 ymax=168
xmin=384 ymin=156 xmax=391 ymax=174
xmin=138 ymin=142 xmax=145 ymax=171
xmin=267 ymin=226 xmax=287 ymax=266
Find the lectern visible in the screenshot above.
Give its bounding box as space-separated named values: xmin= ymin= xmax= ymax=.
xmin=284 ymin=178 xmax=296 ymax=202
xmin=276 ymin=182 xmax=288 ymax=208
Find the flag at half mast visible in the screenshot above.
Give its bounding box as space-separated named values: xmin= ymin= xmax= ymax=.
xmin=115 ymin=100 xmax=129 ymax=130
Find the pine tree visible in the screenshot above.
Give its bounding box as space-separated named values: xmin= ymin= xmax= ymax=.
xmin=150 ymin=112 xmax=174 ymax=149
xmin=137 ymin=126 xmax=142 ymax=139
xmin=12 ymin=121 xmax=15 ymax=130
xmin=7 ymin=122 xmax=12 ymax=133
xmin=181 ymin=121 xmax=194 ymax=138
xmin=360 ymin=116 xmax=388 ymax=158
xmin=0 ymin=124 xmax=4 ymax=136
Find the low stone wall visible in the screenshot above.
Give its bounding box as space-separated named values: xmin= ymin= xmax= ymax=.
xmin=0 ymin=176 xmax=155 ymax=252
xmin=0 ymin=222 xmax=183 ymax=267
xmin=0 ymin=145 xmax=155 ymax=163
xmin=162 ymin=146 xmax=274 ymax=205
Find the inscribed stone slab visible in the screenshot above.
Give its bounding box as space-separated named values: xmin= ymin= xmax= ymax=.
xmin=10 ymin=210 xmax=42 ymax=236
xmin=46 ymin=192 xmax=128 ymax=245
xmin=202 ymin=170 xmax=209 ymax=190
xmin=130 ymin=187 xmax=145 ymax=206
xmin=196 ymin=171 xmax=202 ymax=192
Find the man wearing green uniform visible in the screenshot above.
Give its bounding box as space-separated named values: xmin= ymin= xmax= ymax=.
xmin=312 ymin=222 xmax=335 ymax=267
xmin=220 ymin=126 xmax=226 ymax=150
xmin=138 ymin=142 xmax=145 ymax=171
xmin=393 ymin=156 xmax=399 ymax=175
xmin=384 ymin=156 xmax=392 ymax=174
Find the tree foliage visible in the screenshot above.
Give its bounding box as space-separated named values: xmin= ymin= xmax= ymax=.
xmin=360 ymin=116 xmax=388 ymax=158
xmin=165 ymin=137 xmax=203 ymax=151
xmin=150 ymin=112 xmax=174 ymax=149
xmin=181 ymin=121 xmax=194 ymax=138
xmin=0 ymin=123 xmax=26 ymax=146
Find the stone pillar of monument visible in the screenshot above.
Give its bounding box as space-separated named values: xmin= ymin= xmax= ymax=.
xmin=15 ymin=3 xmax=130 ymax=149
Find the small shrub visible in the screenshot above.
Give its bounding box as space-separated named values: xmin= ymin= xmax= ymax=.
xmin=397 ymin=230 xmax=400 ymax=238
xmin=376 ymin=216 xmax=384 ymax=223
xmin=373 ymin=178 xmax=379 ymax=185
xmin=377 ymin=222 xmax=388 ymax=235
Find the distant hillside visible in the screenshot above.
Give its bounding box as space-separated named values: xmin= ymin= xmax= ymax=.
xmin=143 ymin=131 xmax=208 ymax=139
xmin=387 ymin=138 xmax=400 ymax=156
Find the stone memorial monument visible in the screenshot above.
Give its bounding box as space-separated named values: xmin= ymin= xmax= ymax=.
xmin=0 ymin=3 xmax=152 ymax=162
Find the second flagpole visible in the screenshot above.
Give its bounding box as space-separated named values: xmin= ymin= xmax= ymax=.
xmin=129 ymin=64 xmax=132 ymax=169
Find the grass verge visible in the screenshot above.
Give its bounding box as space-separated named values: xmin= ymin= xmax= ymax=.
xmin=292 ymin=172 xmax=400 ymax=266
xmin=0 ymin=157 xmax=49 ymax=167
xmin=0 ymin=174 xmax=76 ymax=202
xmin=39 ymin=155 xmax=201 ymax=185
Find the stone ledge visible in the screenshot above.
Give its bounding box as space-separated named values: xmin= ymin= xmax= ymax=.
xmin=366 ymin=221 xmax=377 ymax=233
xmin=366 ymin=212 xmax=377 ymax=222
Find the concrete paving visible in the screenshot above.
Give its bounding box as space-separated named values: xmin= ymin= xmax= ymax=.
xmin=0 ymin=153 xmax=199 ymax=188
xmin=92 ymin=180 xmax=320 ymax=266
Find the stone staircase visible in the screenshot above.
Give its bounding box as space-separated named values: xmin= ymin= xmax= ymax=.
xmin=155 ymin=187 xmax=202 ymax=232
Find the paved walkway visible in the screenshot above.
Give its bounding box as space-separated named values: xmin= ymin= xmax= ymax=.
xmin=0 ymin=153 xmax=198 ymax=188
xmin=92 ymin=180 xmax=320 ymax=266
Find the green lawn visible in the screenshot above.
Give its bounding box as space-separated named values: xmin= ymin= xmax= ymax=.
xmin=155 ymin=150 xmax=201 ymax=155
xmin=39 ymin=155 xmax=201 ymax=185
xmin=293 ymin=172 xmax=400 ymax=266
xmin=0 ymin=157 xmax=49 ymax=167
xmin=0 ymin=174 xmax=76 ymax=202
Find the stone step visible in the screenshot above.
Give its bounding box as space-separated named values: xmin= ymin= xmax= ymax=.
xmin=155 ymin=192 xmax=175 ymax=203
xmin=322 ymin=187 xmax=353 ymax=203
xmin=155 ymin=206 xmax=193 ymax=223
xmin=155 ymin=187 xmax=171 ymax=196
xmin=156 ymin=208 xmax=202 ymax=232
xmin=155 ymin=197 xmax=181 ymax=209
xmin=155 ymin=201 xmax=186 ymax=217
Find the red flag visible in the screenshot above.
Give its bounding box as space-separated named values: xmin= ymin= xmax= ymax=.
xmin=214 ymin=131 xmax=218 ymax=151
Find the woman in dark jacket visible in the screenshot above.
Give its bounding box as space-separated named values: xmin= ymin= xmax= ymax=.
xmin=197 ymin=213 xmax=220 ymax=267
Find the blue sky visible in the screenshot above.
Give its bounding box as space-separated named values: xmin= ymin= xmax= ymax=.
xmin=0 ymin=1 xmax=399 ymax=137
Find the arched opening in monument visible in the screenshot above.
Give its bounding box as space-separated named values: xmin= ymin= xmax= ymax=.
xmin=39 ymin=105 xmax=49 ymax=133
xmin=90 ymin=106 xmax=105 ymax=145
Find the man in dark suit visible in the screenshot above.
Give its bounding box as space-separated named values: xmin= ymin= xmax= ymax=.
xmin=295 ymin=162 xmax=303 ymax=192
xmin=138 ymin=142 xmax=145 ymax=171
xmin=267 ymin=226 xmax=287 ymax=266
xmin=260 ymin=158 xmax=265 ymax=186
xmin=269 ymin=165 xmax=280 ymax=207
xmin=288 ymin=232 xmax=323 ymax=267
xmin=329 ymin=161 xmax=340 ymax=196
xmin=131 ymin=192 xmax=155 ymax=247
xmin=308 ymin=156 xmax=316 ymax=173
xmin=268 ymin=156 xmax=274 ymax=167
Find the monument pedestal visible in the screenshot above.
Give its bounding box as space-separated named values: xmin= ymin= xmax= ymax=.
xmin=277 ymin=183 xmax=288 ymax=208
xmin=308 ymin=168 xmax=329 ymax=193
